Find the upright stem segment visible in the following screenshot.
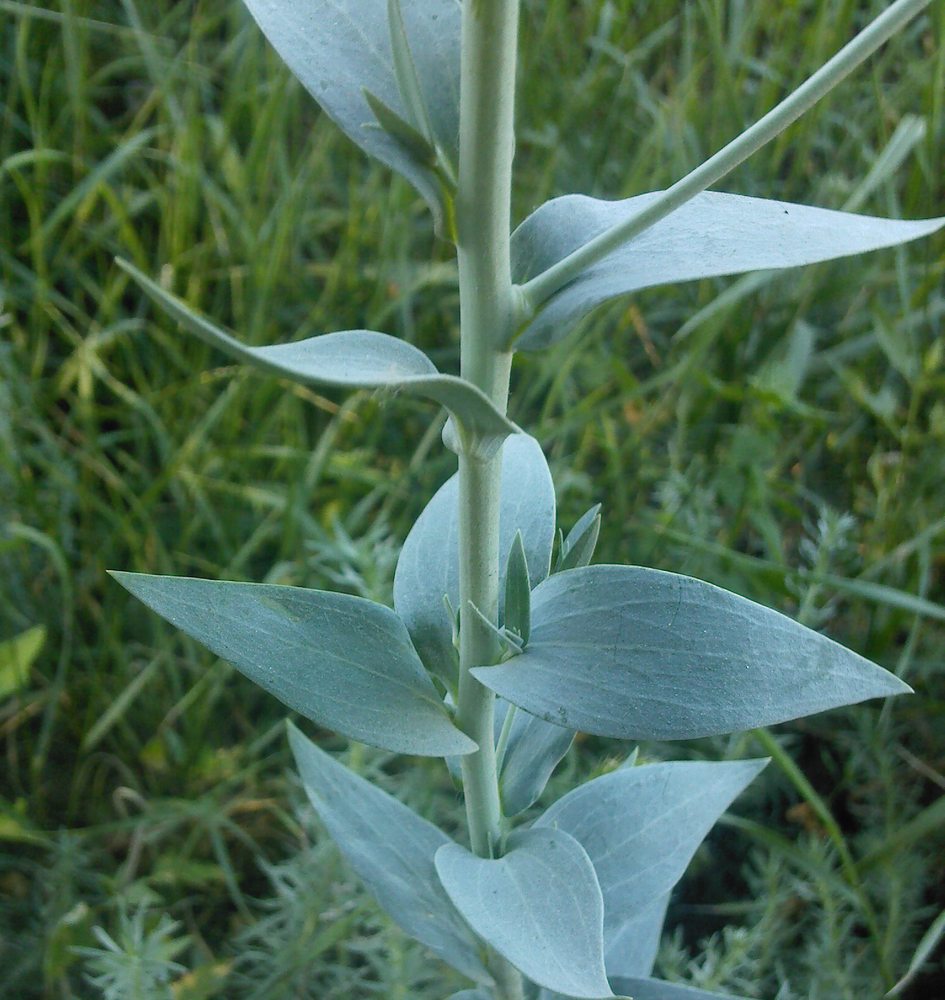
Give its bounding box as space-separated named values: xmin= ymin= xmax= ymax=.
xmin=455 ymin=0 xmax=519 ymax=864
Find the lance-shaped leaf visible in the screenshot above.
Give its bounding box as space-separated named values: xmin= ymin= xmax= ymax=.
xmin=541 ymin=980 xmax=747 ymax=1000
xmin=511 ymin=191 xmax=945 ymax=349
xmin=241 ymin=0 xmax=460 ymax=227
xmin=111 ymin=572 xmax=475 ymax=758
xmin=394 ymin=434 xmax=556 ymax=687
xmin=555 ymin=503 xmax=602 ymax=573
xmin=435 ymin=828 xmax=617 ymax=999
xmin=604 ymin=892 xmax=669 ymax=979
xmin=497 ymin=700 xmax=574 ymax=817
xmin=117 ymin=259 xmax=517 ymax=449
xmin=536 ymin=759 xmax=767 ymax=943
xmin=288 ymin=724 xmax=491 ymax=983
xmin=472 ymin=566 xmax=911 ymax=740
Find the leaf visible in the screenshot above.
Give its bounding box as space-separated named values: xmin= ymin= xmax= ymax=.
xmin=117 ymin=259 xmax=517 ymax=450
xmin=541 ymin=978 xmax=748 ymax=1000
xmin=535 ymin=759 xmax=767 ymax=943
xmin=111 ymin=572 xmax=475 ymax=757
xmin=448 ymin=993 xmax=493 ymax=1000
xmin=604 ymin=892 xmax=669 ymax=979
xmin=886 ymin=906 xmax=945 ymax=997
xmin=504 ymin=531 xmax=531 ymax=645
xmin=241 ymin=0 xmax=460 ymax=228
xmin=435 ymin=827 xmax=616 ymax=999
xmin=497 ymin=701 xmax=574 ymax=817
xmin=608 ymin=980 xmax=749 ymax=1000
xmin=288 ymin=724 xmax=492 ymax=984
xmin=393 ymin=434 xmax=556 ymax=687
xmin=555 ymin=503 xmax=602 ymax=573
xmin=0 ymin=624 xmax=45 ymax=699
xmin=511 ymin=191 xmax=945 ymax=349
xmin=472 ymin=565 xmax=910 ymax=741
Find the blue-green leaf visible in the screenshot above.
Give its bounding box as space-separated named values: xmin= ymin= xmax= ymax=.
xmin=448 ymin=992 xmax=493 ymax=1000
xmin=288 ymin=724 xmax=491 ymax=984
xmin=555 ymin=503 xmax=602 ymax=573
xmin=541 ymin=977 xmax=748 ymax=1000
xmin=497 ymin=701 xmax=574 ymax=817
xmin=435 ymin=828 xmax=616 ymax=999
xmin=472 ymin=566 xmax=910 ymax=740
xmin=604 ymin=892 xmax=669 ymax=979
xmin=512 ymin=192 xmax=945 ymax=349
xmin=112 ymin=572 xmax=475 ymax=757
xmin=504 ymin=531 xmax=531 ymax=646
xmin=117 ymin=259 xmax=517 ymax=449
xmin=241 ymin=0 xmax=459 ymax=226
xmin=394 ymin=434 xmax=556 ymax=687
xmin=536 ymin=760 xmax=766 ymax=944
xmin=609 ymin=979 xmax=749 ymax=1000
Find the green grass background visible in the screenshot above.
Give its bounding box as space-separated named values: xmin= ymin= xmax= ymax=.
xmin=2 ymin=0 xmax=944 ymax=997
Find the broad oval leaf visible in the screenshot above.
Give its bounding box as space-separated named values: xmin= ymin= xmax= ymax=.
xmin=111 ymin=572 xmax=475 ymax=757
xmin=497 ymin=701 xmax=574 ymax=817
xmin=117 ymin=259 xmax=517 ymax=449
xmin=241 ymin=0 xmax=460 ymax=226
xmin=536 ymin=759 xmax=767 ymax=943
xmin=435 ymin=827 xmax=615 ymax=999
xmin=394 ymin=434 xmax=556 ymax=687
xmin=472 ymin=565 xmax=910 ymax=740
xmin=512 ymin=191 xmax=945 ymax=349
xmin=288 ymin=724 xmax=491 ymax=983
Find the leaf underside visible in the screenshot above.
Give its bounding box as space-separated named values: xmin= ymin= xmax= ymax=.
xmin=241 ymin=0 xmax=460 ymax=227
xmin=512 ymin=191 xmax=945 ymax=349
xmin=117 ymin=258 xmax=517 ymax=447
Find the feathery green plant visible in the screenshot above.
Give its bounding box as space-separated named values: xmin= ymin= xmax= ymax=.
xmin=112 ymin=1 xmax=942 ymax=998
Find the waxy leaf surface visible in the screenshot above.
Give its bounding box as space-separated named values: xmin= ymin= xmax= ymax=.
xmin=435 ymin=827 xmax=615 ymax=999
xmin=609 ymin=979 xmax=748 ymax=1000
xmin=604 ymin=892 xmax=669 ymax=979
xmin=118 ymin=259 xmax=516 ymax=447
xmin=472 ymin=566 xmax=910 ymax=740
xmin=288 ymin=724 xmax=491 ymax=983
xmin=536 ymin=759 xmax=767 ymax=941
xmin=112 ymin=572 xmax=474 ymax=757
xmin=241 ymin=0 xmax=460 ymax=226
xmin=512 ymin=191 xmax=945 ymax=349
xmin=497 ymin=701 xmax=574 ymax=817
xmin=394 ymin=434 xmax=555 ymax=686
xmin=541 ymin=980 xmax=745 ymax=1000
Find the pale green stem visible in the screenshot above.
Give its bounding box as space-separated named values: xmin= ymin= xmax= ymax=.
xmin=518 ymin=0 xmax=934 ymax=315
xmin=454 ymin=1 xmax=522 ymax=997
xmin=454 ymin=0 xmax=518 ymax=857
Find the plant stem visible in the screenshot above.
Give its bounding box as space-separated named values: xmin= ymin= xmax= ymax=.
xmin=454 ymin=0 xmax=518 ymax=858
xmin=518 ymin=0 xmax=934 ymax=314
xmin=454 ymin=2 xmax=523 ymax=997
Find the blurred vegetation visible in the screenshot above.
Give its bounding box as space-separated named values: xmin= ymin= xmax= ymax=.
xmin=1 ymin=0 xmax=944 ymax=997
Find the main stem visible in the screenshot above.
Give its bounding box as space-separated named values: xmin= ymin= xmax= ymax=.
xmin=455 ymin=0 xmax=517 ymax=859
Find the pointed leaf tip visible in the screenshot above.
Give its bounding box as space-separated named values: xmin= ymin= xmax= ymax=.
xmin=287 ymin=723 xmax=492 ymax=984
xmin=472 ymin=566 xmax=910 ymax=741
xmin=111 ymin=571 xmax=475 ymax=757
